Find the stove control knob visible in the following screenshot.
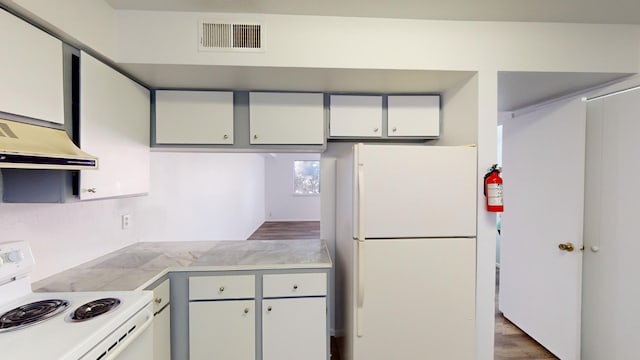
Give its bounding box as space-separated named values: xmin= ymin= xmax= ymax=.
xmin=7 ymin=250 xmax=24 ymax=263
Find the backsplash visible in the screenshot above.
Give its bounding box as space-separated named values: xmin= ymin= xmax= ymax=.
xmin=0 ymin=152 xmax=266 ymax=282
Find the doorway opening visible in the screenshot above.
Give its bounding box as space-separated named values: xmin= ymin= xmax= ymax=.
xmin=248 ymin=153 xmax=321 ymax=240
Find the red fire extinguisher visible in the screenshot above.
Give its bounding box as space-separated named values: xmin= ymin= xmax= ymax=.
xmin=484 ymin=164 xmax=503 ymax=212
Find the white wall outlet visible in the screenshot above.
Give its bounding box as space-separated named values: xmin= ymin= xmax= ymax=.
xmin=121 ymin=214 xmax=132 ymax=230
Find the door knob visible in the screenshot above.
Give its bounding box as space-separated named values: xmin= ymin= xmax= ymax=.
xmin=558 ymin=242 xmax=575 ymax=252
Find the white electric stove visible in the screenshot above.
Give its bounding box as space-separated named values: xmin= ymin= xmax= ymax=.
xmin=0 ymin=241 xmax=154 ymax=360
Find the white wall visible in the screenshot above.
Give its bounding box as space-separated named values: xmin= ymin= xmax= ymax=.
xmin=137 ymin=152 xmax=265 ymax=242
xmin=438 ymin=74 xmax=478 ymax=146
xmin=0 ymin=152 xmax=266 ymax=281
xmin=264 ymin=153 xmax=321 ymax=221
xmin=114 ymin=11 xmax=640 ymax=73
xmin=0 ymin=194 xmax=142 ymax=283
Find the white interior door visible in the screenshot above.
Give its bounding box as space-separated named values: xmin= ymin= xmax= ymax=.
xmin=582 ymin=89 xmax=640 ymax=360
xmin=500 ymin=98 xmax=585 ymax=360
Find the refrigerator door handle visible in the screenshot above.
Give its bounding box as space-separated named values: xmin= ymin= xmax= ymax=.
xmin=356 ymin=157 xmax=366 ymax=337
xmin=357 ymin=239 xmax=365 ymax=337
xmin=357 ymin=162 xmax=365 ymax=242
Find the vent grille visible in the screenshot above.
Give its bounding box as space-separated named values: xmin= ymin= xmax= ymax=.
xmin=200 ymin=22 xmax=262 ymax=50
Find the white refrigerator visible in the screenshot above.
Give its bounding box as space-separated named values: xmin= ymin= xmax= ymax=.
xmin=334 ymin=143 xmax=477 ymax=360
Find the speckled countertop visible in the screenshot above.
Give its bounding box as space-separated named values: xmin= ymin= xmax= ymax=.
xmin=33 ymin=240 xmax=332 ymax=293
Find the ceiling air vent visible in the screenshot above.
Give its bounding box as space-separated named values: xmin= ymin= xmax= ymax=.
xmin=199 ymin=21 xmax=263 ymax=51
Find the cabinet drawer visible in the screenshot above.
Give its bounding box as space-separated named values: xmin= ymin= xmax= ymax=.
xmin=263 ymin=273 xmax=327 ymax=298
xmin=152 ymin=279 xmax=171 ymax=313
xmin=190 ymin=275 xmax=255 ymax=300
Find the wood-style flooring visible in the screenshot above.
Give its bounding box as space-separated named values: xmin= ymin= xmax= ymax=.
xmin=494 ymin=268 xmax=558 ymax=360
xmin=247 ymin=221 xmax=321 ymax=240
xmin=248 ymin=221 xmax=556 ymax=359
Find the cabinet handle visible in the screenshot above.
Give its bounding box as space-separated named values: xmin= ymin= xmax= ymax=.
xmin=223 ymin=134 xmax=229 ymax=139
xmin=373 ymin=128 xmax=379 ymax=133
xmin=154 ymin=297 xmax=162 ymax=304
xmin=253 ymin=134 xmax=258 ymax=139
xmin=86 ymin=188 xmax=97 ymax=193
xmin=293 ymin=284 xmax=298 ymax=290
xmin=244 ymin=308 xmax=249 ymax=314
xmin=267 ymin=305 xmax=272 ymax=312
xmin=392 ymin=127 xmax=397 ymax=132
xmin=219 ymin=286 xmax=225 ymax=292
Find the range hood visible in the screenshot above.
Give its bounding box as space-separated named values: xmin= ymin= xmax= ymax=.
xmin=0 ymin=119 xmax=97 ymax=170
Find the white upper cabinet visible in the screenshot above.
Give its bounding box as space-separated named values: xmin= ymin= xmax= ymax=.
xmin=387 ymin=95 xmax=440 ymax=137
xmin=155 ymin=90 xmax=234 ymax=144
xmin=329 ymin=95 xmax=383 ymax=138
xmin=79 ymin=51 xmax=150 ymax=200
xmin=249 ymin=92 xmax=324 ymax=145
xmin=0 ymin=10 xmax=64 ymax=124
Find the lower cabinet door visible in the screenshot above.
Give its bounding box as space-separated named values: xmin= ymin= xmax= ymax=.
xmin=262 ymin=297 xmax=327 ymax=360
xmin=153 ymin=306 xmax=171 ymax=360
xmin=189 ymin=300 xmax=255 ymax=360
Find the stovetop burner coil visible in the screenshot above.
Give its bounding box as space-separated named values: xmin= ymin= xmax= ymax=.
xmin=68 ymin=298 xmax=121 ymax=322
xmin=0 ymin=299 xmax=70 ymax=332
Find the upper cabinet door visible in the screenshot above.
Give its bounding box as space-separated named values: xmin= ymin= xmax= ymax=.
xmin=79 ymin=51 xmax=150 ymax=200
xmin=249 ymin=92 xmax=324 ymax=145
xmin=0 ymin=10 xmax=64 ymax=124
xmin=155 ymin=90 xmax=234 ymax=144
xmin=329 ymin=95 xmax=383 ymax=138
xmin=387 ymin=95 xmax=440 ymax=137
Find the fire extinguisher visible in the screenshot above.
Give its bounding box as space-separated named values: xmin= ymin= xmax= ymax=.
xmin=484 ymin=164 xmax=504 ymax=212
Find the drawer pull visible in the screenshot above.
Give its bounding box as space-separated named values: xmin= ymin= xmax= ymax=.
xmin=293 ymin=284 xmax=298 ymax=290
xmin=219 ymin=286 xmax=225 ymax=292
xmin=267 ymin=306 xmax=272 ymax=312
xmin=244 ymin=308 xmax=249 ymax=314
xmin=154 ymin=297 xmax=162 ymax=304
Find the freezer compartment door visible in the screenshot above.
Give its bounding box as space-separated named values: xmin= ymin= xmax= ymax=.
xmin=356 ymin=144 xmax=477 ymax=238
xmin=353 ymin=238 xmax=476 ymax=359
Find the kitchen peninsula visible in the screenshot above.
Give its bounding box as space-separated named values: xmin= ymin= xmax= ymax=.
xmin=33 ymin=239 xmax=332 ymax=360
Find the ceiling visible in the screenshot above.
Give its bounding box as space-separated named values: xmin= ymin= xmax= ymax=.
xmin=106 ymin=0 xmax=638 ymax=111
xmin=498 ymin=72 xmax=633 ymax=111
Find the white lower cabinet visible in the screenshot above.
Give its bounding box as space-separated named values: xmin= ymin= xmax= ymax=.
xmin=262 ymin=297 xmax=327 ymax=360
xmin=153 ymin=305 xmax=171 ymax=360
xmin=187 ymin=272 xmax=328 ymax=360
xmin=152 ymin=279 xmax=171 ymax=360
xmin=262 ymin=272 xmax=328 ymax=360
xmin=189 ymin=300 xmax=255 ymax=360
